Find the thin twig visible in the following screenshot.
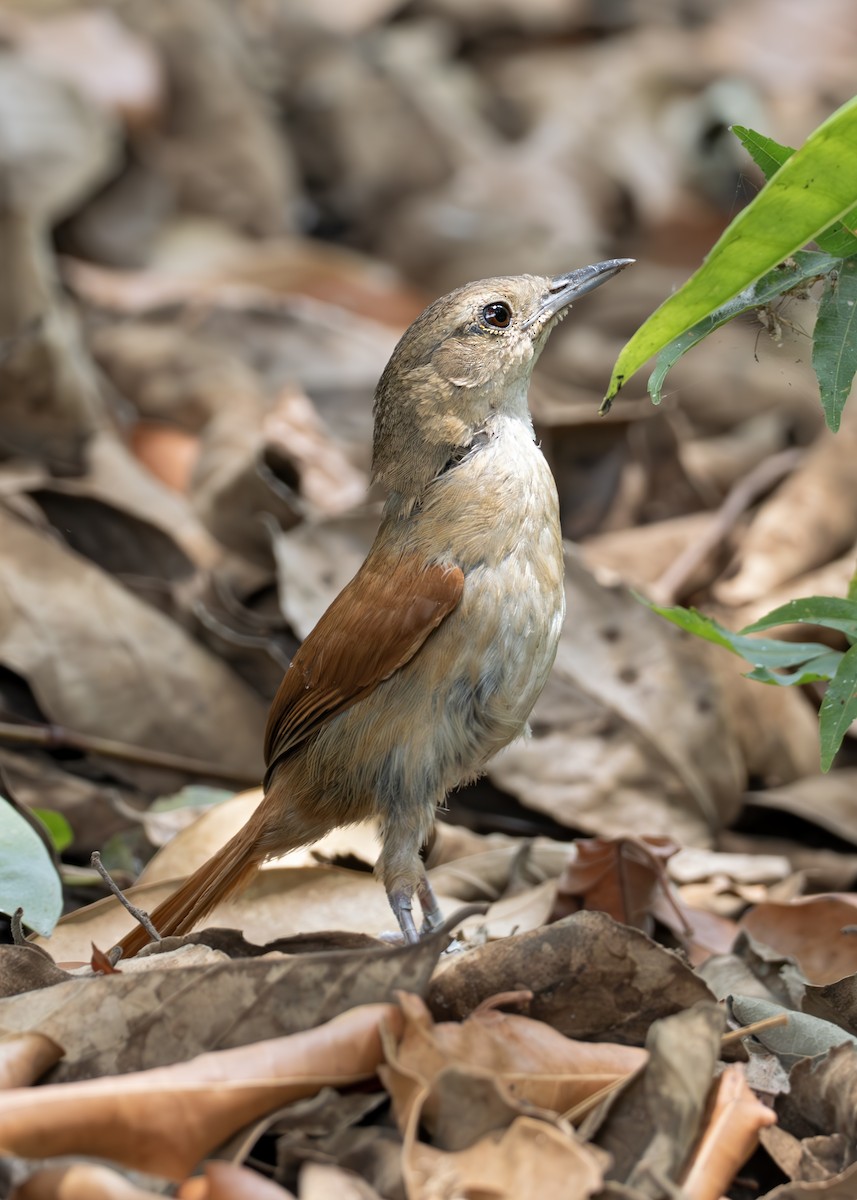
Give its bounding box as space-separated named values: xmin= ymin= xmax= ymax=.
xmin=721 ymin=1012 xmax=789 ymax=1046
xmin=91 ymin=851 xmax=161 ymax=951
xmin=0 ymin=720 xmax=258 ymax=786
xmin=650 ymin=447 xmax=804 ymax=606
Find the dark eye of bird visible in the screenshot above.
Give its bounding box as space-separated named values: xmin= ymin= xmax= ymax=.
xmin=482 ymin=301 xmax=512 ymax=329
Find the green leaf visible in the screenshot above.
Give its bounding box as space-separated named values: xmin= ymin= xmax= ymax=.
xmin=647 ymin=601 xmax=833 ymax=670
xmin=733 ymin=126 xmax=792 ymax=179
xmin=743 ymin=595 xmax=857 ymax=642
xmin=602 ymin=95 xmax=857 ymax=410
xmin=31 ymin=808 xmax=74 ymax=854
xmin=647 ymin=251 xmax=837 ymax=405
xmin=734 ymin=126 xmax=857 ymax=258
xmin=812 ymin=256 xmax=857 ymax=431
xmin=0 ymin=795 xmax=63 ymax=935
xmin=746 ymin=650 xmax=844 ymax=687
xmin=819 ymin=642 xmax=857 ymax=770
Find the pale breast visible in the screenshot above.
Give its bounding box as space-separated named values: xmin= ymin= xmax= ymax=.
xmin=304 ymin=414 xmax=565 ymax=815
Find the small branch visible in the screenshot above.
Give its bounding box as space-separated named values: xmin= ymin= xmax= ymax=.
xmin=10 ymin=907 xmax=26 ymax=946
xmin=650 ymin=447 xmax=804 ymax=606
xmin=0 ymin=720 xmax=258 ymax=786
xmin=91 ymin=852 xmax=161 ymax=953
xmin=721 ymin=1013 xmax=789 ymax=1047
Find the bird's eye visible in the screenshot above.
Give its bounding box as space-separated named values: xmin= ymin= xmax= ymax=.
xmin=482 ymin=301 xmax=512 ymax=329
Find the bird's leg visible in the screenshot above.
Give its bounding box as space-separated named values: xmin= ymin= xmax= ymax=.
xmin=387 ymin=888 xmax=420 ymax=944
xmin=378 ymin=810 xmax=435 ymax=944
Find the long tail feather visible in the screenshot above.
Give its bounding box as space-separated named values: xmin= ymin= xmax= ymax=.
xmin=116 ymin=822 xmax=264 ymax=959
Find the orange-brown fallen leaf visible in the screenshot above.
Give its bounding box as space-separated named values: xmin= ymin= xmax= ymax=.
xmin=0 ymin=1031 xmax=62 ymax=1089
xmin=680 ymin=1064 xmax=777 ymax=1200
xmin=740 ymin=895 xmax=857 ymax=984
xmin=130 ymin=422 xmax=200 ymax=493
xmin=0 ymin=1002 xmax=400 ymax=1180
xmin=178 ymin=1161 xmax=296 ymax=1199
xmin=13 ymin=1163 xmax=167 ymax=1200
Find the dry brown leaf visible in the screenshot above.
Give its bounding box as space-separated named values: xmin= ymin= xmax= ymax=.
xmin=592 ymin=1002 xmax=725 ymax=1191
xmin=714 ymin=423 xmax=857 ymax=607
xmin=707 ymin=643 xmax=821 ymax=788
xmin=136 ymin=791 xmax=379 ymax=883
xmin=454 ymin=878 xmax=558 ymax=941
xmin=0 ymin=1031 xmax=62 ymax=1088
xmin=3 ymin=8 xmax=164 ymax=129
xmin=0 ymin=505 xmax=266 ymax=780
xmin=802 ymin=975 xmax=857 ymax=1038
xmin=429 ymin=911 xmax=714 ymax=1044
xmin=778 ymin=1043 xmax=857 ymax=1159
xmin=33 ymin=859 xmax=413 ymax=965
xmin=7 ymin=938 xmax=441 ymax=1082
xmin=0 ymin=1002 xmax=401 ymax=1180
xmin=13 ymin=1163 xmax=169 ymax=1200
xmin=555 ymin=835 xmax=681 ymax=931
xmin=740 ymin=897 xmax=857 ymax=985
xmin=681 ymin=1064 xmax=777 ymax=1200
xmin=120 ymin=1 xmax=300 ymax=237
xmin=130 ymin=422 xmax=201 ymax=493
xmin=271 ymin=512 xmax=379 ymax=640
xmin=580 ymin=512 xmax=722 ymax=595
xmin=760 ymin=1123 xmax=849 ymax=1185
xmin=742 ymin=773 xmax=857 ymax=849
xmin=0 ymin=946 xmax=72 ymax=999
xmin=382 ymin=992 xmax=646 ymax=1132
xmin=405 ymin=1114 xmax=604 ymax=1200
xmin=178 ymin=1161 xmax=296 ymax=1199
xmin=298 ymin=1162 xmax=382 ymax=1199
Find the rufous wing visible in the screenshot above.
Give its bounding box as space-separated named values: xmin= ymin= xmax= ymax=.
xmin=263 ymin=548 xmax=464 ymax=781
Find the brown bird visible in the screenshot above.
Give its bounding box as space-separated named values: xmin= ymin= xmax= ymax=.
xmin=117 ymin=258 xmax=632 ymax=956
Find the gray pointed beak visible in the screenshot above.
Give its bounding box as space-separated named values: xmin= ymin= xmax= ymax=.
xmin=523 ymin=258 xmax=635 ymax=329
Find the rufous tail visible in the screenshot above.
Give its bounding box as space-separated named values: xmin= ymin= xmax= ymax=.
xmin=116 ymin=821 xmax=265 ymax=960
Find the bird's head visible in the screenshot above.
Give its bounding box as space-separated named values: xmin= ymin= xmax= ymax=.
xmin=372 ymin=259 xmax=633 ymax=505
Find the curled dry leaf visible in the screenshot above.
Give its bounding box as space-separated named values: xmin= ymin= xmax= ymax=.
xmin=382 ymin=992 xmax=647 ymax=1133
xmin=740 ymin=897 xmax=857 ymax=986
xmin=428 ymin=911 xmax=714 ymax=1044
xmin=714 ymin=423 xmax=857 ymax=607
xmin=404 ymin=1114 xmax=604 ymax=1200
xmin=0 ymin=1031 xmax=62 ymax=1089
xmin=0 ymin=946 xmax=72 ymax=999
xmin=554 ymin=834 xmax=681 ymax=931
xmin=0 ymin=1002 xmax=401 ymax=1180
xmin=592 ymin=1003 xmax=726 ymax=1192
xmin=680 ymin=1064 xmax=777 ymax=1200
xmin=0 ymin=506 xmax=266 ymax=780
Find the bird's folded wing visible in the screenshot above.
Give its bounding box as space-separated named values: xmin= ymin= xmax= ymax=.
xmin=263 ymin=549 xmax=464 ymax=778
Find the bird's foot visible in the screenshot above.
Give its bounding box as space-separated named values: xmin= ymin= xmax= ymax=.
xmin=387 ymin=889 xmax=420 ymax=945
xmin=417 ymin=877 xmax=444 ymax=936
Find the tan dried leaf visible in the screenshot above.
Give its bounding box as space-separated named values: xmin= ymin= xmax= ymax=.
xmin=0 ymin=1002 xmax=401 ymax=1180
